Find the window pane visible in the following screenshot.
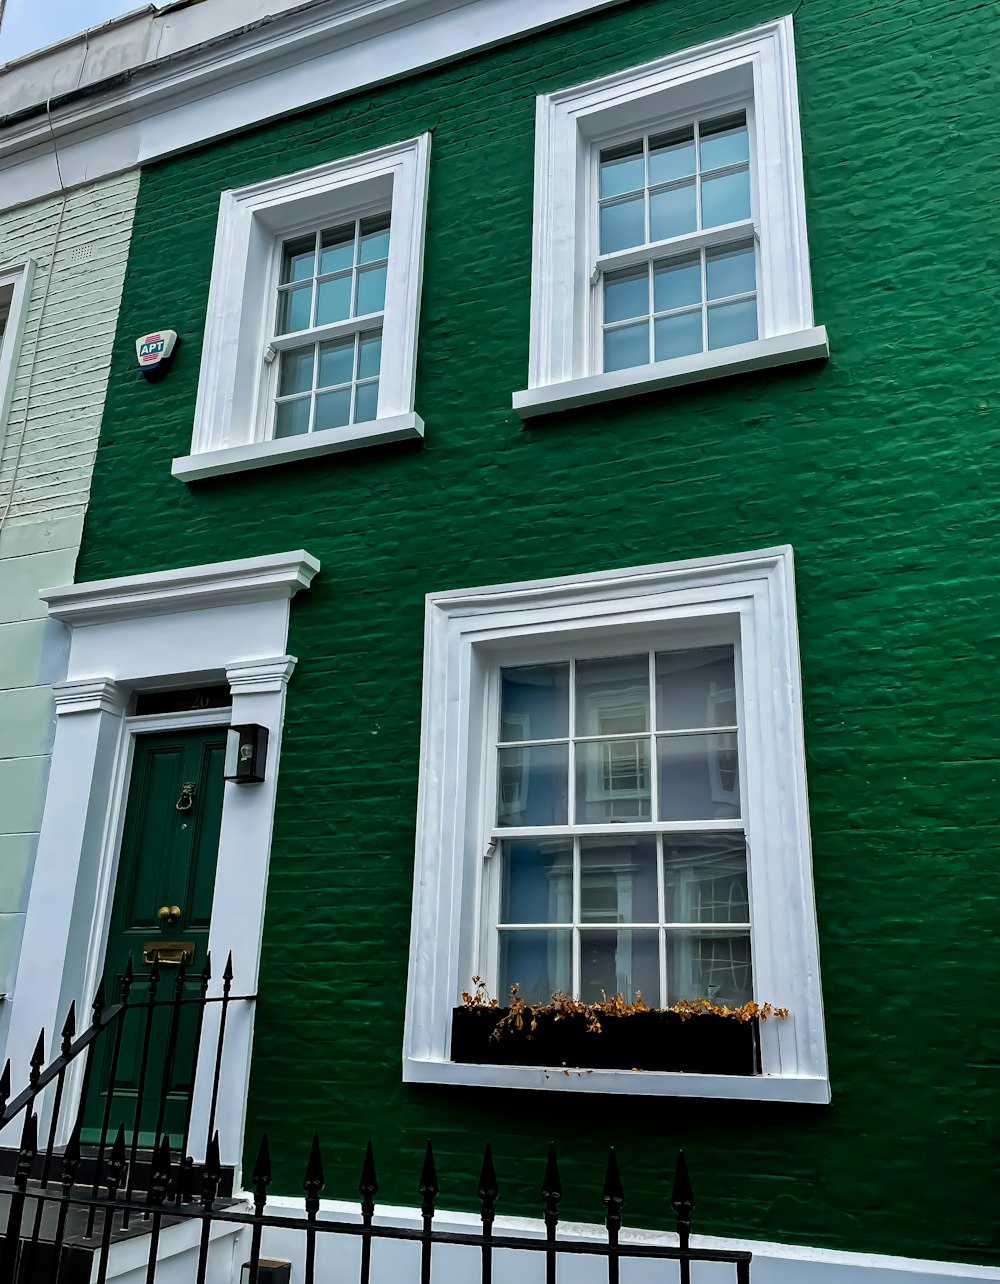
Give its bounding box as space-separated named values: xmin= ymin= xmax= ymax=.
xmin=699 ymin=114 xmax=750 ymax=172
xmin=576 ymin=740 xmax=651 ymax=824
xmin=604 ymin=321 xmax=649 ymax=372
xmin=580 ymin=836 xmax=657 ymax=924
xmin=708 ymin=294 xmax=754 ymax=346
xmin=281 ymin=236 xmax=315 ymax=284
xmin=655 ymin=647 xmax=737 ymax=730
xmin=649 ymin=182 xmax=696 ymax=240
xmin=599 ymin=142 xmax=644 ymax=199
xmin=355 ymin=381 xmax=379 ymax=423
xmin=359 ymin=215 xmax=391 ymax=264
xmin=274 ymin=397 xmax=310 ymax=438
xmin=648 ymin=127 xmax=695 ymax=185
xmin=580 ymin=929 xmax=659 ymax=1005
xmin=701 ymin=168 xmax=751 ymax=228
xmin=278 ymin=347 xmax=314 ymax=397
xmin=604 ymin=267 xmax=649 ymax=324
xmin=599 ymin=197 xmax=645 ymax=253
xmin=358 ymin=331 xmax=382 ymax=380
xmin=708 ymin=299 xmax=757 ymax=350
xmin=657 ymin=732 xmax=740 ymax=821
xmin=500 ymin=839 xmax=573 ymax=924
xmin=356 ymin=265 xmax=388 ymax=315
xmin=500 ymin=664 xmax=569 ymax=741
xmin=317 ymin=337 xmax=354 ymax=388
xmin=653 ymin=310 xmax=702 ymax=361
xmin=666 ymin=929 xmax=752 ymax=1006
xmin=314 ymin=387 xmax=352 ymax=432
xmin=706 ymin=243 xmax=755 ymax=300
xmin=497 ymin=744 xmax=569 ymax=827
xmin=653 ymin=254 xmax=701 ymax=312
xmin=576 ymin=655 xmax=649 ymax=736
xmin=319 ymin=225 xmax=354 ymax=275
xmin=663 ymin=834 xmax=748 ymax=924
xmin=315 ymin=276 xmax=352 ymax=326
xmin=499 ymin=929 xmax=572 ymax=1004
xmin=276 ymin=283 xmax=312 ymax=335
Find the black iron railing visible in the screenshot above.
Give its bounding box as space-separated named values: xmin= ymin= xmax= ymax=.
xmin=0 ymin=959 xmax=752 ymax=1284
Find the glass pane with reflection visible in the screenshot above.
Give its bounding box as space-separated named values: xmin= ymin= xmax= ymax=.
xmin=497 ymin=744 xmax=569 ymax=827
xmin=657 ymin=732 xmax=740 ymax=820
xmin=500 ymin=839 xmax=573 ymax=924
xmin=576 ymin=740 xmax=651 ymax=824
xmin=655 ymin=647 xmax=737 ymax=730
xmin=500 ymin=664 xmax=569 ymax=742
xmin=666 ymin=929 xmax=752 ymax=1006
xmin=499 ymin=929 xmax=572 ymax=1004
xmin=663 ymin=834 xmax=748 ymax=924
xmin=580 ymin=929 xmax=659 ymax=1005
xmin=580 ymin=836 xmax=658 ymax=924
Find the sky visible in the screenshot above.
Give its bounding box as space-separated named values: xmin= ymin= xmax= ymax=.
xmin=0 ymin=0 xmax=138 ymax=64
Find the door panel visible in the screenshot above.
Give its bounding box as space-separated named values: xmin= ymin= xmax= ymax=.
xmin=83 ymin=726 xmax=227 ymax=1145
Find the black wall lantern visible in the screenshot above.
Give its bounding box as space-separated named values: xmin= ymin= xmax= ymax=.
xmin=224 ymin=724 xmax=268 ymax=783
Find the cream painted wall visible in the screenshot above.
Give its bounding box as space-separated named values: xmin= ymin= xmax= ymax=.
xmin=0 ymin=170 xmax=139 ymax=1031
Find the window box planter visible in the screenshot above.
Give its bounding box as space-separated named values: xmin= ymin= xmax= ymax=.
xmin=450 ymin=1007 xmax=761 ymax=1076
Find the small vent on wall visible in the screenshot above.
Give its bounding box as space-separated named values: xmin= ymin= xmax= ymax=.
xmin=68 ymin=244 xmax=93 ymax=265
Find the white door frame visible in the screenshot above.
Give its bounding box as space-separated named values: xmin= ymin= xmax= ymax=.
xmin=2 ymin=550 xmax=320 ymax=1178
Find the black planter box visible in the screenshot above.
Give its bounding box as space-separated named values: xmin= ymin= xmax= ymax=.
xmin=451 ymin=1007 xmax=761 ymax=1075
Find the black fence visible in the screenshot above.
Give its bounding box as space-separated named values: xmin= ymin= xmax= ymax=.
xmin=0 ymin=959 xmax=753 ymax=1284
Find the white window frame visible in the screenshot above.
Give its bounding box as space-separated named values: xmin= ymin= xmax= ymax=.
xmin=512 ymin=17 xmax=828 ymax=419
xmin=403 ymin=545 xmax=829 ymax=1102
xmin=0 ymin=259 xmax=35 ymax=438
xmin=173 ymin=136 xmax=430 ymax=483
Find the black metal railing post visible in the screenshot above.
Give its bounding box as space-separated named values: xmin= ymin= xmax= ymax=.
xmin=478 ymin=1143 xmax=498 ymax=1284
xmin=418 ymin=1141 xmax=438 ymax=1284
xmin=602 ymin=1148 xmax=625 ymax=1284
xmin=205 ymin=952 xmax=234 ymax=1156
xmin=95 ymin=1125 xmax=127 ymax=1284
xmin=303 ymin=1132 xmax=324 ymax=1284
xmin=46 ymin=1122 xmax=81 ymax=1284
xmin=358 ymin=1141 xmax=378 ymax=1284
xmin=1 ymin=1110 xmax=37 ymax=1280
xmin=672 ymin=1150 xmax=695 ymax=1284
xmin=89 ymin=963 xmax=133 ymax=1237
xmin=541 ymin=1143 xmax=563 ymax=1284
xmin=195 ymin=1131 xmax=222 ymax=1284
xmin=246 ymin=1131 xmax=271 ymax=1284
xmin=177 ymin=953 xmax=212 ymax=1206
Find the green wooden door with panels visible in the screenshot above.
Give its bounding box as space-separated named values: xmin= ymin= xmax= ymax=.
xmin=83 ymin=727 xmax=227 ymax=1144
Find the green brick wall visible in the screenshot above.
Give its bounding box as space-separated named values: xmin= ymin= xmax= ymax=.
xmin=77 ymin=0 xmax=999 ymax=1263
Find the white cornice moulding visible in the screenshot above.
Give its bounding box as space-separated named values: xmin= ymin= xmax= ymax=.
xmin=226 ymin=656 xmax=299 ymax=694
xmin=51 ymin=677 xmax=125 ymax=716
xmin=0 ymin=0 xmax=624 ymax=211
xmin=40 ymin=550 xmax=321 ymax=625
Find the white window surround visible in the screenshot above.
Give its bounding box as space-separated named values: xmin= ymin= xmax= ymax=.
xmin=173 ymin=137 xmax=430 ymax=483
xmin=2 ymin=549 xmax=319 ymax=1179
xmin=403 ymin=546 xmax=829 ymax=1103
xmin=512 ymin=16 xmax=828 ymax=419
xmin=0 ymin=259 xmax=35 ymax=437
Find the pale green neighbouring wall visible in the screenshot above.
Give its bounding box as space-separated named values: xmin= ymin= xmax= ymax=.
xmin=0 ymin=171 xmax=139 ymax=1023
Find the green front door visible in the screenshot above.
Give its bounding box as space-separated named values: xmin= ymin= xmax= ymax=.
xmin=84 ymin=726 xmax=227 ymax=1145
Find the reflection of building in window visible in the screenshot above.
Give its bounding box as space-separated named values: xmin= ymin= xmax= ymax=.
xmin=706 ymin=682 xmax=739 ymax=805
xmin=584 ymin=688 xmax=650 ymax=820
xmin=497 ymin=713 xmax=529 ymax=819
xmin=694 ymin=934 xmax=752 ymax=1005
xmin=0 ymin=283 xmax=13 ymax=351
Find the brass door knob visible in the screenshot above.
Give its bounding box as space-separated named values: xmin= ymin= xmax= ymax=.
xmin=157 ymin=905 xmax=182 ymax=924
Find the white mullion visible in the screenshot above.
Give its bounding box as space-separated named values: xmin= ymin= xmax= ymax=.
xmin=310 ymin=229 xmax=321 ymax=329
xmin=307 ymin=340 xmax=320 ymax=435
xmin=643 ymin=133 xmax=651 ymax=248
xmin=647 ymin=259 xmax=655 ymax=364
xmin=700 ymin=247 xmax=709 ymax=352
xmin=657 ymin=834 xmax=667 ymax=1008
xmin=567 ymin=657 xmax=577 ymax=825
xmin=648 ymin=649 xmax=658 ymax=822
xmin=490 ymin=818 xmax=746 ymax=840
xmin=655 ymin=724 xmax=739 ymax=739
xmin=694 ymin=118 xmax=703 ymax=231
xmin=350 ymin=330 xmax=361 ymax=424
xmin=572 ymin=836 xmax=581 ymax=997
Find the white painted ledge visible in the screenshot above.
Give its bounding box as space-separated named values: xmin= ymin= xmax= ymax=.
xmin=172 ymin=412 xmax=425 ymax=482
xmin=512 ymin=327 xmax=829 ymax=419
xmin=40 ymin=550 xmax=320 ymax=623
xmin=404 ymin=1057 xmax=831 ymax=1103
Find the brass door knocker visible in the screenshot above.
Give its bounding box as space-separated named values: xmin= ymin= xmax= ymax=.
xmin=175 ymin=782 xmax=196 ymax=812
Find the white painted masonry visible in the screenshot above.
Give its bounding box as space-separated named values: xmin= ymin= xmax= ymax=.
xmin=0 ymin=171 xmax=139 ymax=1054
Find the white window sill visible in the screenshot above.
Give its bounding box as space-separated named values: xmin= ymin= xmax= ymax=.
xmin=512 ymin=327 xmax=829 ymax=420
xmin=172 ymin=412 xmax=424 ymax=482
xmin=403 ymin=1057 xmax=831 ymax=1104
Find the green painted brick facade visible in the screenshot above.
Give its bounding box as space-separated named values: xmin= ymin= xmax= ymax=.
xmin=77 ymin=0 xmax=999 ymax=1264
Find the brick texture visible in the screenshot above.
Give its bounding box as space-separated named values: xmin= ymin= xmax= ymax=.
xmin=76 ymin=0 xmax=999 ymax=1264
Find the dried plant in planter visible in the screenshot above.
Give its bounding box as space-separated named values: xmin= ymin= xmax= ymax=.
xmin=452 ymin=977 xmax=787 ymax=1074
